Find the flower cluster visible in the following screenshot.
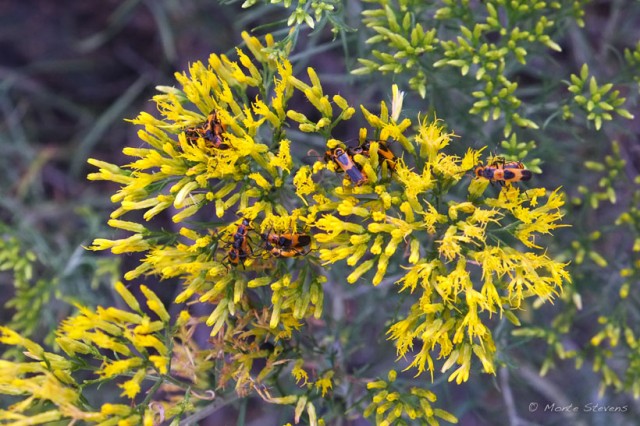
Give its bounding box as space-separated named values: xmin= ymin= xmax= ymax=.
xmin=0 ymin=284 xmax=201 ymax=425
xmin=82 ymin=31 xmax=570 ymax=423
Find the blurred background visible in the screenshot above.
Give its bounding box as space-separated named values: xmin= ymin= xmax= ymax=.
xmin=1 ymin=0 xmax=639 ymax=425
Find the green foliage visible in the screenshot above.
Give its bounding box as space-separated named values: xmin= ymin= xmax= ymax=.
xmin=355 ymin=0 xmax=589 ymax=133
xmin=566 ymin=64 xmax=634 ymax=130
xmin=364 ymin=370 xmax=459 ymax=425
xmin=576 ymin=140 xmax=626 ymax=209
xmin=624 ymin=40 xmax=640 ymax=90
xmin=0 ymin=235 xmax=41 ymax=337
xmin=0 ymin=220 xmax=120 ymax=347
xmin=516 ymin=137 xmax=640 ymax=399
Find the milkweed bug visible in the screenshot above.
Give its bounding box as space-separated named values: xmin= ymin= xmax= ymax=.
xmin=264 ymin=242 xmax=309 ymax=258
xmin=221 ymin=218 xmax=254 ymax=268
xmin=261 ymin=226 xmax=312 ymax=259
xmin=324 ymin=147 xmax=368 ymax=186
xmin=261 ymin=230 xmax=311 ymax=249
xmin=348 ymin=139 xmax=397 ymax=171
xmin=225 ymin=246 xmax=250 ymax=267
xmin=233 ymin=218 xmax=252 ymax=240
xmin=185 ymin=110 xmax=230 ymax=149
xmin=474 ymin=158 xmax=532 ymax=185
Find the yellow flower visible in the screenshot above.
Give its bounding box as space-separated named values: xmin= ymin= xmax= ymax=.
xmin=107 ymin=219 xmax=147 ymax=233
xmin=119 ymin=369 xmax=146 ymax=399
xmin=87 ymin=158 xmax=133 ymax=185
xmin=292 ymin=360 xmax=309 ymax=386
xmin=0 ymin=410 xmax=63 ymax=425
xmin=269 ymin=139 xmax=293 ymax=173
xmin=293 ymin=166 xmax=317 ymax=203
xmin=347 ymin=259 xmax=376 ymax=283
xmin=83 ymin=331 xmax=131 ymax=356
xmin=314 ymin=371 xmax=334 ymax=397
xmin=98 ymin=307 xmax=144 ymax=325
xmin=6 ymin=370 xmax=80 ymax=410
xmin=125 ymin=331 xmax=168 ymax=356
xmin=396 ymin=260 xmax=442 ymax=293
xmin=0 ymin=327 xmax=45 ymax=358
xmin=114 ymin=281 xmax=141 ymax=312
xmin=241 ymin=31 xmax=270 ymax=65
xmin=56 ymin=336 xmax=93 ymax=357
xmin=140 ymin=285 xmax=170 ymax=323
xmin=101 ymin=403 xmax=132 ymax=416
xmin=437 ymin=225 xmax=469 ymax=262
xmin=315 ymin=215 xmax=365 ymax=240
xmin=133 ymin=317 xmax=165 ymax=335
xmin=89 ymin=235 xmax=150 ymax=254
xmin=149 ymin=355 xmax=169 ymax=375
xmin=416 ymin=118 xmax=454 ymax=160
xmin=513 ymin=188 xmax=568 ymax=248
xmin=457 ymin=221 xmax=485 ymax=243
xmin=471 ymin=246 xmax=570 ymax=309
xmin=393 ymin=161 xmax=434 ymax=212
xmin=373 ymin=254 xmax=391 ymax=285
xmin=98 ymin=358 xmax=144 ymax=379
xmin=252 ymin=99 xmax=280 ymax=127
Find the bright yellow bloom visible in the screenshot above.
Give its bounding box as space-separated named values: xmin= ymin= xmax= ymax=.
xmin=416 ymin=118 xmax=454 ymax=160
xmin=315 ymin=215 xmax=365 ymax=241
xmin=119 ymin=369 xmax=146 ymax=399
xmin=249 ymin=172 xmax=273 ymax=190
xmin=292 ymin=360 xmax=309 ymax=386
xmin=4 ymin=370 xmax=80 ymax=410
xmin=87 ymin=158 xmax=133 ymax=185
xmin=125 ymin=331 xmax=168 ymax=356
xmin=140 ymin=285 xmax=170 ymax=322
xmin=513 ymin=188 xmax=568 ymax=248
xmin=315 ymin=371 xmax=334 ymax=397
xmin=59 ymin=306 xmax=121 ymax=338
xmin=437 ymin=225 xmax=469 ymax=262
xmin=347 ymin=259 xmax=376 ymax=283
xmin=115 ymin=281 xmax=141 ymax=312
xmin=293 ymin=166 xmax=317 ymax=204
xmin=56 ymin=336 xmax=93 ymax=357
xmin=98 ymin=307 xmax=144 ymax=325
xmin=83 ymin=331 xmax=131 ymax=356
xmin=0 ymin=327 xmax=44 ymax=358
xmin=393 ymin=161 xmax=434 ymax=211
xmin=134 ymin=317 xmax=165 ymax=335
xmin=0 ymin=410 xmax=63 ymax=425
xmin=101 ymin=403 xmax=132 ymax=416
xmin=253 ymin=99 xmax=280 ymax=127
xmin=98 ymin=358 xmax=144 ymax=379
xmin=149 ymin=355 xmax=169 ymax=375
xmin=269 ymin=139 xmax=293 ymax=173
xmin=107 ymin=219 xmax=147 ymax=233
xmin=89 ymin=235 xmax=150 ymax=254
